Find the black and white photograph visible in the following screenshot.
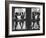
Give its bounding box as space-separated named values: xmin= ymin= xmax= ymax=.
xmin=5 ymin=1 xmax=45 ymax=37
xmin=12 ymin=7 xmax=40 ymax=31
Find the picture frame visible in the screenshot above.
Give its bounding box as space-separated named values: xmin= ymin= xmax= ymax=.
xmin=5 ymin=1 xmax=45 ymax=37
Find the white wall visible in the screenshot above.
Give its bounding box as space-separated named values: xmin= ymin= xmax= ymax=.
xmin=0 ymin=0 xmax=46 ymax=38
